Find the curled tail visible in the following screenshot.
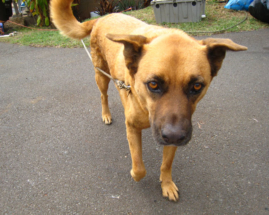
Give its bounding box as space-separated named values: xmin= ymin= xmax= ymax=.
xmin=50 ymin=0 xmax=97 ymax=40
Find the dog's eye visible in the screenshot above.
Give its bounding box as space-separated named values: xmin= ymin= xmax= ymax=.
xmin=147 ymin=81 xmax=160 ymax=92
xmin=149 ymin=81 xmax=158 ymax=89
xmin=193 ymin=83 xmax=202 ymax=91
xmin=190 ymin=83 xmax=203 ymax=94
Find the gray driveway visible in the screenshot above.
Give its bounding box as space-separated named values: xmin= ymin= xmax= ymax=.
xmin=0 ymin=29 xmax=269 ymax=214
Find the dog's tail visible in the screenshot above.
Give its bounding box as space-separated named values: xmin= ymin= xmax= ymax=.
xmin=50 ymin=0 xmax=97 ymax=40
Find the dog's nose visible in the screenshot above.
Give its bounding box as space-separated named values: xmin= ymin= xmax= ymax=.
xmin=161 ymin=124 xmax=187 ymax=144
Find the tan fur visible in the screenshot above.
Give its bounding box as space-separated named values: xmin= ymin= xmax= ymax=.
xmin=50 ymin=0 xmax=97 ymax=39
xmin=51 ymin=0 xmax=247 ymax=202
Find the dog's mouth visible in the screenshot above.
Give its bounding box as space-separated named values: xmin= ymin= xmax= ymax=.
xmin=152 ymin=123 xmax=193 ymax=147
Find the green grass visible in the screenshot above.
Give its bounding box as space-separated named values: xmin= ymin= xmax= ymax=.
xmin=126 ymin=2 xmax=268 ymax=35
xmin=1 ymin=27 xmax=90 ymax=47
xmin=1 ymin=0 xmax=268 ymax=47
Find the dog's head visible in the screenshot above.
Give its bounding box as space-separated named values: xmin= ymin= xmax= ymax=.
xmin=107 ymin=33 xmax=247 ymax=146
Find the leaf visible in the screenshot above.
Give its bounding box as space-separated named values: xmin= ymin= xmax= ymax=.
xmin=45 ymin=16 xmax=49 ymax=26
xmin=37 ymin=0 xmax=47 ymax=8
xmin=37 ymin=15 xmax=41 ymax=26
xmin=43 ymin=7 xmax=47 ymax=17
xmin=26 ymin=0 xmax=31 ymax=6
xmin=30 ymin=1 xmax=35 ymax=12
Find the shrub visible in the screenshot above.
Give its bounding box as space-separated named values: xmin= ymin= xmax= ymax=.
xmin=96 ymin=0 xmax=152 ymax=15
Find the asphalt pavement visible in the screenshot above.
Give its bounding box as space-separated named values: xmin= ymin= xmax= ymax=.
xmin=0 ymin=29 xmax=269 ymax=214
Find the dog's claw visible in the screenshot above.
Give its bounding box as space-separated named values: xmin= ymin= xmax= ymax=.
xmin=102 ymin=115 xmax=112 ymax=124
xmin=161 ymin=181 xmax=179 ymax=202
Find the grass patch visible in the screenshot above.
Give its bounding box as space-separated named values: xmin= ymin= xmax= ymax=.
xmin=1 ymin=0 xmax=268 ymax=47
xmin=126 ymin=1 xmax=268 ymax=35
xmin=1 ymin=27 xmax=90 ymax=48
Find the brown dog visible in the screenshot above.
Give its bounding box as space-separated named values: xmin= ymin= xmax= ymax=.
xmin=51 ymin=0 xmax=247 ymax=201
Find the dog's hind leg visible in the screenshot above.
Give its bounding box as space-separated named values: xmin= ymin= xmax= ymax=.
xmin=95 ymin=70 xmax=112 ymax=124
xmin=160 ymin=146 xmax=179 ymax=201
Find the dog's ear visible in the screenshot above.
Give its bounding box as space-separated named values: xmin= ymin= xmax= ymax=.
xmin=106 ymin=34 xmax=149 ymax=75
xmin=200 ymin=38 xmax=247 ymax=77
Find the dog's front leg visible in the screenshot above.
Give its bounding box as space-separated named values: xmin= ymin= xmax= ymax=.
xmin=160 ymin=146 xmax=179 ymax=201
xmin=95 ymin=72 xmax=112 ymax=125
xmin=126 ymin=123 xmax=146 ymax=182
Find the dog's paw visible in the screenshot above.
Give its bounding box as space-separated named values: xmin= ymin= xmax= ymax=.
xmin=102 ymin=114 xmax=112 ymax=125
xmin=161 ymin=180 xmax=179 ymax=202
xmin=130 ymin=169 xmax=146 ymax=182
